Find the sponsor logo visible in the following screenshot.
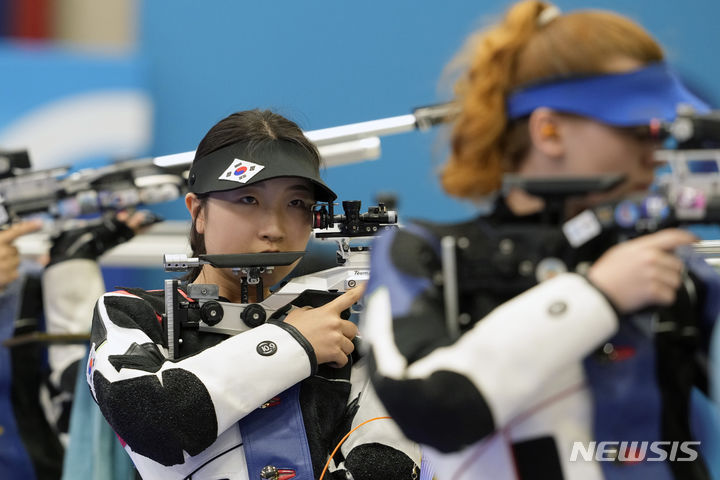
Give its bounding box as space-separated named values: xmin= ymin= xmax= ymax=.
xmin=257 ymin=340 xmax=278 ymax=356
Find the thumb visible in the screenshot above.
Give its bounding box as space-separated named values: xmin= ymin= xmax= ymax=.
xmin=634 ymin=229 xmax=698 ymax=251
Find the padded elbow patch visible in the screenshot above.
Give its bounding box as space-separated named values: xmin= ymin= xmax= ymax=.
xmin=345 ymin=443 xmax=415 ymax=480
xmin=93 ymin=368 xmax=218 ymax=466
xmin=371 ymin=362 xmax=495 ymax=452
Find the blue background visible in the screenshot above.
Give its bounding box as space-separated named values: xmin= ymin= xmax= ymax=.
xmin=139 ymin=0 xmax=720 ymax=224
xmin=1 ymin=0 xmax=718 ymax=288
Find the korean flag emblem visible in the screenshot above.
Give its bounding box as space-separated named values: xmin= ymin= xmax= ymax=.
xmin=219 ymin=159 xmax=265 ymax=184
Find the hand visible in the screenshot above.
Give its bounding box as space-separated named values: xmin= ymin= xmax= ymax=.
xmin=48 ymin=210 xmax=160 ymax=266
xmin=285 ymin=285 xmax=364 ymax=368
xmin=587 ymin=229 xmax=698 ymax=314
xmin=116 ymin=209 xmax=159 ymax=235
xmin=0 ymin=220 xmax=43 ymax=290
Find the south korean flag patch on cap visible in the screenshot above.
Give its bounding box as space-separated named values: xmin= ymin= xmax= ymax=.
xmin=219 ymin=159 xmax=265 ymax=184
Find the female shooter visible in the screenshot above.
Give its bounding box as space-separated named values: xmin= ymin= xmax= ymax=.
xmin=362 ymin=2 xmax=718 ymax=479
xmin=86 ymin=110 xmax=420 ymax=479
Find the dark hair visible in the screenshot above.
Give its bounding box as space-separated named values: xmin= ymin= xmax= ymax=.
xmin=186 ymin=109 xmax=320 ymax=281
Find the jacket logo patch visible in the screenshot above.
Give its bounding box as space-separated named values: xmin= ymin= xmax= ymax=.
xmin=218 ymin=158 xmax=264 ymax=184
xmin=87 ymin=345 xmax=96 ymax=379
xmin=87 ymin=343 xmax=98 ymax=398
xmin=257 ymin=341 xmax=278 ymax=356
xmin=547 ymin=301 xmax=567 ymax=316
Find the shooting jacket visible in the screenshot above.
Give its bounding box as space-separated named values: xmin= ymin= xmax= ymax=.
xmin=362 ymin=200 xmax=720 ymax=480
xmin=85 ymin=274 xmax=420 ymax=480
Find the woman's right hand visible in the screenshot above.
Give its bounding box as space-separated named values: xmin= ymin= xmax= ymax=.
xmin=586 ymin=229 xmax=698 ymax=314
xmin=284 ymin=285 xmax=363 ymax=368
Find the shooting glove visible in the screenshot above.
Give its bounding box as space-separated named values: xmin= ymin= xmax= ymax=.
xmin=47 ymin=215 xmax=136 ymax=267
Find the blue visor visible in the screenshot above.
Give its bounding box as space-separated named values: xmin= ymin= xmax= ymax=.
xmin=507 ymin=63 xmax=710 ymax=126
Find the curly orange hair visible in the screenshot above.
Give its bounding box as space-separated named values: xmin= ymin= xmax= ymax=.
xmin=441 ymin=1 xmax=664 ymax=199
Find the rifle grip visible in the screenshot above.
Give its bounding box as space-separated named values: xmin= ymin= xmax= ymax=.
xmin=270 ymin=289 xmax=351 ymax=320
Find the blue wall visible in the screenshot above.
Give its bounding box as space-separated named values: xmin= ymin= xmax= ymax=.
xmin=139 ymin=0 xmax=720 ymax=224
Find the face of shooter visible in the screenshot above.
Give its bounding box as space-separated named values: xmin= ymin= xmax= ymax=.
xmin=559 ymin=115 xmax=658 ymax=197
xmin=188 ymin=176 xmax=315 ymax=288
xmin=521 ymin=58 xmax=662 ymax=207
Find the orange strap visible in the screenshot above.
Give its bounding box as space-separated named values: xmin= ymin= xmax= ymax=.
xmin=318 ymin=416 xmax=391 ymax=480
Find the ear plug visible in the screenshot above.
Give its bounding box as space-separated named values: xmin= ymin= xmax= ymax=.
xmin=541 ymin=124 xmax=558 ymax=137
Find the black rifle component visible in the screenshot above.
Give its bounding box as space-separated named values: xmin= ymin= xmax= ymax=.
xmin=442 ymin=108 xmax=720 ymax=333
xmin=314 ymin=201 xmax=397 ymax=241
xmin=162 ymin=201 xmax=397 ymax=358
xmin=0 ymin=155 xmax=186 ymax=227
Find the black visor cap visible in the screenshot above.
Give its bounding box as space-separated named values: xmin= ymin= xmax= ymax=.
xmin=187 ymin=139 xmax=337 ymax=202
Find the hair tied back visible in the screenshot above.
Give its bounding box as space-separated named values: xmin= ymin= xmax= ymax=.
xmin=537 ymin=4 xmax=561 ymax=27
